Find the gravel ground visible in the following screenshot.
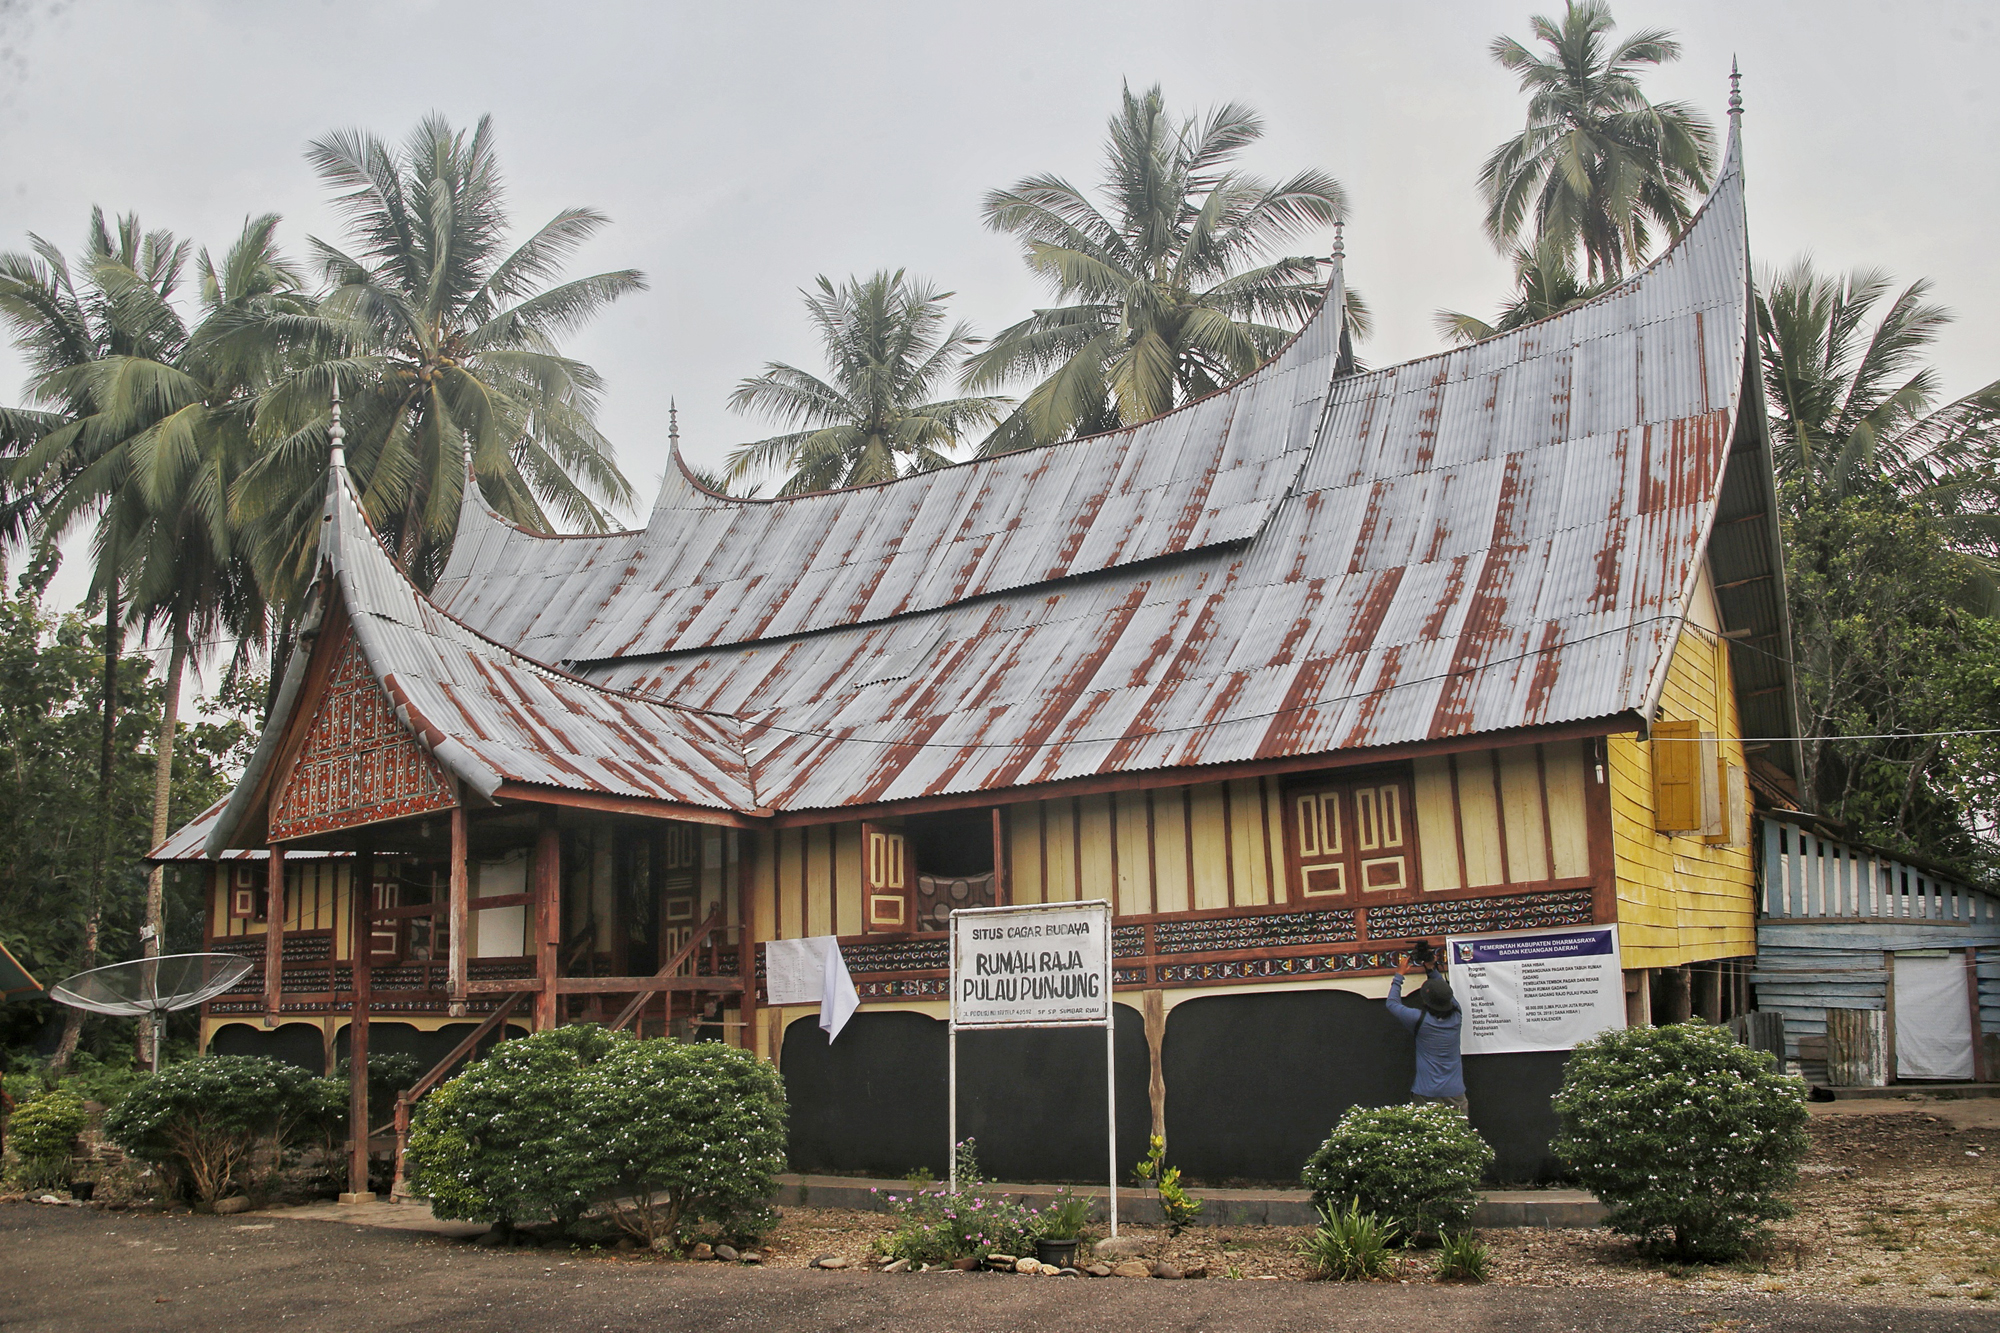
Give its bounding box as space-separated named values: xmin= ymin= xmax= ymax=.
xmin=6 ymin=1201 xmax=1995 ymax=1333
xmin=749 ymin=1099 xmax=2000 ymax=1306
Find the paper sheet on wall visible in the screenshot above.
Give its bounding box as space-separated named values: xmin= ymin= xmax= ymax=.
xmin=764 ymin=937 xmax=825 ymax=1005
xmin=764 ymin=935 xmax=861 ymax=1042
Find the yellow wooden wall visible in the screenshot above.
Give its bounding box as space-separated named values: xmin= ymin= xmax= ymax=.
xmin=210 ymin=861 xmax=352 ymax=955
xmin=1409 ymin=741 xmax=1593 ymax=892
xmin=1006 ymin=781 xmax=1286 ymax=913
xmin=1608 ymin=566 xmax=1757 ymax=966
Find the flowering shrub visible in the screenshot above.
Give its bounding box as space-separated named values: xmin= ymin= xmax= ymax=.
xmin=405 ymin=1024 xmax=622 ymax=1231
xmin=1300 ymin=1103 xmax=1491 ymax=1242
xmin=406 ymin=1028 xmax=787 ymax=1245
xmin=876 ymin=1141 xmax=1039 ymax=1263
xmin=579 ymin=1039 xmax=787 ymax=1249
xmin=103 ymin=1056 xmax=316 ymax=1205
xmin=1552 ymin=1022 xmax=1809 ymax=1261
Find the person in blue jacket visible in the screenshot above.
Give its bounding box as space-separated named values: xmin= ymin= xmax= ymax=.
xmin=1386 ymin=948 xmax=1466 ymax=1113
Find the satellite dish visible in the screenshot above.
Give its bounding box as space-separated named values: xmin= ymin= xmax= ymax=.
xmin=50 ymin=953 xmax=255 ymax=1070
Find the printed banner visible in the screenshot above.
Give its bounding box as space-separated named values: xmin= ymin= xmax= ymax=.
xmin=951 ymin=901 xmax=1111 ymax=1029
xmin=1446 ymin=924 xmax=1625 ymax=1054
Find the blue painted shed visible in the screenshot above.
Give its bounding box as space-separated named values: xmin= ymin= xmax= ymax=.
xmin=1755 ymin=816 xmax=1999 ymax=1085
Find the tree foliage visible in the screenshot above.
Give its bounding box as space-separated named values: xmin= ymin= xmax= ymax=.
xmin=1759 ymin=260 xmax=2000 ymax=870
xmin=725 ymin=271 xmax=1008 ymax=495
xmin=966 ymin=83 xmax=1359 ymax=451
xmin=0 ymin=585 xmax=245 ymax=1063
xmin=237 ymin=113 xmax=643 ymax=597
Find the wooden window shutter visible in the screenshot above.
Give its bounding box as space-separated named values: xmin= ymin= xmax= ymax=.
xmin=1699 ymin=733 xmax=1726 ymax=842
xmin=1650 ymin=720 xmax=1701 ymax=834
xmin=1724 ymin=763 xmax=1751 ymax=848
xmin=863 ymin=824 xmax=908 ymax=931
xmin=230 ymin=864 xmax=263 ymax=920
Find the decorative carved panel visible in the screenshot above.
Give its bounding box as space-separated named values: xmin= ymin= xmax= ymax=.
xmin=269 ymin=633 xmax=455 ymax=840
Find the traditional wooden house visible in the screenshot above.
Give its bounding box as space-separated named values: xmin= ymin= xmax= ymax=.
xmin=163 ymin=103 xmax=1796 ymax=1188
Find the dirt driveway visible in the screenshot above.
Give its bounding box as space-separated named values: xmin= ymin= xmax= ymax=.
xmin=5 ymin=1202 xmax=1996 ymax=1333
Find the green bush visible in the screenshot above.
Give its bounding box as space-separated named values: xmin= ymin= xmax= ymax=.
xmin=8 ymin=1089 xmax=88 ymax=1189
xmin=1433 ymin=1230 xmax=1490 ymax=1282
xmin=102 ymin=1056 xmax=316 ymax=1205
xmin=1552 ymin=1022 xmax=1810 ymax=1261
xmin=1297 ymin=1198 xmax=1398 ymax=1280
xmin=580 ymin=1039 xmax=787 ymax=1249
xmin=405 ymin=1024 xmax=620 ymax=1232
xmin=1301 ymin=1103 xmax=1493 ymax=1242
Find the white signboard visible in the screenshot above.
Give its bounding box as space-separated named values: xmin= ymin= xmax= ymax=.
xmin=1447 ymin=924 xmax=1625 ymax=1055
xmin=950 ymin=901 xmax=1111 ymax=1030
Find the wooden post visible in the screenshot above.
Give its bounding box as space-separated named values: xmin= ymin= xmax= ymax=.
xmin=1696 ymin=963 xmax=1722 ymax=1023
xmin=534 ymin=812 xmax=561 ymax=1031
xmin=1585 ymin=737 xmax=1619 ymax=926
xmin=1142 ymin=989 xmax=1167 ymax=1141
xmin=992 ymin=807 xmax=1009 ymax=907
xmin=737 ymin=831 xmax=758 ymax=1054
xmin=1883 ymin=950 xmax=1899 ymax=1079
xmin=1966 ymin=948 xmax=1987 ymax=1084
xmin=344 ymin=847 xmax=375 ymax=1203
xmin=448 ymin=804 xmax=469 ymax=1013
xmin=262 ymin=846 xmax=286 ymax=1025
xmin=1826 ymin=1006 xmax=1889 ymax=1087
xmin=1624 ymin=967 xmax=1652 ymax=1028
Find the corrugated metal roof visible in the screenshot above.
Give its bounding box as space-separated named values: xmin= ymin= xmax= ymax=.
xmin=185 ymin=121 xmax=1774 ymax=851
xmin=149 ymin=797 xmax=343 ymax=862
xmin=564 ymin=127 xmax=1758 ymax=812
xmin=324 ymin=468 xmax=757 ymax=810
xmin=430 ymin=282 xmax=1341 ymax=664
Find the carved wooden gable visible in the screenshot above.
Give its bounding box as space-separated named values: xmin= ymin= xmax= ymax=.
xmin=269 ymin=631 xmax=455 ymax=840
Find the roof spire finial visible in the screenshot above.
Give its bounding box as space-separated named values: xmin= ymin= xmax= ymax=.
xmin=1728 ymin=57 xmax=1742 ymax=120
xmin=669 ymin=398 xmax=680 ymax=448
xmin=1331 ymin=221 xmax=1345 ymax=263
xmin=328 ymin=379 xmax=345 ymax=470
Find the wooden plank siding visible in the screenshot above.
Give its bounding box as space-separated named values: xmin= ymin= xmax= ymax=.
xmin=1609 ymin=569 xmax=1758 ymax=967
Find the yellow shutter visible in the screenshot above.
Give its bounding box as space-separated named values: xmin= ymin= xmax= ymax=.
xmin=1651 ymin=719 xmax=1701 ymax=834
xmin=864 ymin=825 xmax=907 ymax=930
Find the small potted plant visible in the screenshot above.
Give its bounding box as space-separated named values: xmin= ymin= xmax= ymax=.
xmin=1031 ymin=1190 xmax=1092 ymax=1270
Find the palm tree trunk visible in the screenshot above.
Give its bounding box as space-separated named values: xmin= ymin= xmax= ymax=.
xmin=136 ymin=604 xmax=188 ymax=1069
xmin=50 ymin=588 xmax=120 ymax=1076
xmin=396 ymin=479 xmax=429 ymax=571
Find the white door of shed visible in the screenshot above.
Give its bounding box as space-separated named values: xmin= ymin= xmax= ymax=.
xmin=1894 ymin=951 xmax=1974 ymax=1080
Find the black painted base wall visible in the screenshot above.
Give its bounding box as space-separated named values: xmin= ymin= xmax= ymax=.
xmin=785 ymin=992 xmax=1572 ymax=1186
xmin=781 ymin=1006 xmax=1151 ymax=1183
xmin=207 ymin=1020 xmax=527 ymax=1076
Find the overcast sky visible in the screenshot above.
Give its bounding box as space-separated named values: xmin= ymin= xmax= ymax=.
xmin=3 ymin=0 xmax=1996 ymax=670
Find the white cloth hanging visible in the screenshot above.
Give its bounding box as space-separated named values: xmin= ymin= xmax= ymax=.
xmin=763 ymin=935 xmax=860 ymax=1042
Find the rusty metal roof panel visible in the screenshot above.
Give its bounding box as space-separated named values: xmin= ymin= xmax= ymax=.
xmin=431 ymin=299 xmax=1338 ymax=667
xmin=558 ymin=130 xmax=1758 ymax=811
xmin=312 ymin=466 xmax=757 ymax=813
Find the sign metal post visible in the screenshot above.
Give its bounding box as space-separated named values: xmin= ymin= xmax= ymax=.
xmin=948 ymin=899 xmax=1117 ymax=1237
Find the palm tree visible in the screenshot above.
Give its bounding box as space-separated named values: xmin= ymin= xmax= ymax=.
xmin=1480 ymin=1 xmax=1715 ymax=281
xmin=1758 ymin=259 xmax=2000 ymax=551
xmin=964 ymin=84 xmax=1359 ymax=453
xmin=13 ymin=215 xmax=300 ymax=1061
xmin=239 ymin=113 xmax=644 ymax=596
xmin=1434 ymin=236 xmax=1617 ymax=344
xmin=0 ymin=210 xmax=195 ymax=1070
xmin=724 ymin=271 xmax=1009 ymax=494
